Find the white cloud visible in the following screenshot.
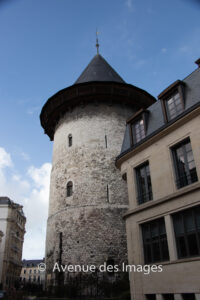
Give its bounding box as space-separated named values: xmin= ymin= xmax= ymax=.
xmin=125 ymin=0 xmax=133 ymax=10
xmin=0 ymin=146 xmax=51 ymax=259
xmin=161 ymin=48 xmax=167 ymax=53
xmin=26 ymin=106 xmax=40 ymax=115
xmin=20 ymin=151 xmax=30 ymax=161
xmin=179 ymin=45 xmax=189 ymax=53
xmin=0 ymin=147 xmax=12 ymax=169
xmin=28 ymin=163 xmax=51 ymax=190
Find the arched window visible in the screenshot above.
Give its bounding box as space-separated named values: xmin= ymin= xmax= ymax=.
xmin=67 ymin=181 xmax=73 ymax=197
xmin=68 ymin=134 xmax=72 ymax=147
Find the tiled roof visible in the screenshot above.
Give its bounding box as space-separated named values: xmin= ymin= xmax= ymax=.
xmin=119 ymin=67 xmax=200 ymax=155
xmin=75 ymin=54 xmax=125 ymax=84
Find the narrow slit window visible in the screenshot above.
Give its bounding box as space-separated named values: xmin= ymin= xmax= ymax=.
xmin=107 ymin=184 xmax=109 ymax=202
xmin=105 ymin=135 xmax=107 ymax=148
xmin=68 ymin=134 xmax=72 ymax=147
xmin=67 ymin=181 xmax=73 ymax=197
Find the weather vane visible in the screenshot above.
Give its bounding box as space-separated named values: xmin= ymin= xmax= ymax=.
xmin=96 ymin=29 xmax=99 ymax=54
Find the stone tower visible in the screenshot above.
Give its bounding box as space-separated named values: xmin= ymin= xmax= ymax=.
xmin=40 ymin=53 xmax=155 ymax=289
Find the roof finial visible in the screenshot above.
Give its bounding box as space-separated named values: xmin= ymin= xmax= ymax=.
xmin=96 ymin=29 xmax=99 ymax=54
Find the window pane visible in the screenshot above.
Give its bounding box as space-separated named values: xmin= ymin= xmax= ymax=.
xmin=132 ymin=118 xmax=145 ymax=143
xmin=182 ymin=294 xmax=195 ymax=300
xmin=172 ymin=139 xmax=198 ymax=189
xmin=163 ymin=294 xmax=174 ymax=300
xmin=144 ymin=244 xmax=152 ymax=263
xmin=187 ymin=234 xmax=199 ymax=256
xmin=185 ymin=211 xmax=195 ymax=232
xmin=136 ymin=162 xmax=153 ymax=204
xmin=173 ymin=206 xmax=200 ymax=258
xmin=146 ymin=295 xmax=156 ymax=300
xmin=166 ymin=92 xmax=183 ymax=120
xmin=142 ymin=218 xmax=169 ymax=263
xmin=178 ymin=236 xmax=187 ymax=258
xmin=195 ymin=207 xmax=200 ymax=229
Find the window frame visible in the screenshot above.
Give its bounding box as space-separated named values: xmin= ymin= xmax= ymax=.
xmin=171 ymin=138 xmax=198 ymax=189
xmin=66 ymin=181 xmax=73 ymax=197
xmin=68 ymin=134 xmax=72 ymax=147
xmin=141 ymin=217 xmax=169 ymax=264
xmin=127 ymin=109 xmax=149 ymax=146
xmin=131 ymin=116 xmax=146 ymax=144
xmin=172 ymin=205 xmax=200 ymax=259
xmin=135 ymin=161 xmax=153 ymax=205
xmin=159 ymin=80 xmax=185 ymax=123
xmin=165 ymin=90 xmax=184 ymax=121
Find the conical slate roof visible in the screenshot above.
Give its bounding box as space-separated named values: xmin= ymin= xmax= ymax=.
xmin=75 ymin=54 xmax=125 ymax=84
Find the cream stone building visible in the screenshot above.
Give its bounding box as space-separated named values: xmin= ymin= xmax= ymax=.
xmin=20 ymin=259 xmax=45 ymax=288
xmin=0 ymin=197 xmax=26 ymax=289
xmin=116 ymin=59 xmax=200 ymax=300
xmin=40 ymin=52 xmax=155 ymax=292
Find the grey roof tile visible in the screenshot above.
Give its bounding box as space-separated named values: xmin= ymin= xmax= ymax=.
xmin=75 ymin=54 xmax=125 ymax=84
xmin=119 ymin=67 xmax=200 ymax=155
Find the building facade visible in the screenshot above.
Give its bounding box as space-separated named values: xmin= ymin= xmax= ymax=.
xmin=40 ymin=53 xmax=155 ymax=290
xmin=0 ymin=197 xmax=26 ymax=289
xmin=116 ymin=59 xmax=200 ymax=300
xmin=20 ymin=259 xmax=45 ymax=288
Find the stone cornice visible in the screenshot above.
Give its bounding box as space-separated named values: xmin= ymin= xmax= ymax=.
xmin=123 ymin=182 xmax=200 ymax=219
xmin=116 ymin=103 xmax=200 ymax=168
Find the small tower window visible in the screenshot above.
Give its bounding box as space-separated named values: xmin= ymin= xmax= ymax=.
xmin=66 ymin=181 xmax=73 ymax=197
xmin=68 ymin=134 xmax=72 ymax=147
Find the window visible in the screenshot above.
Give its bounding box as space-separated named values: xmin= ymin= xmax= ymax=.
xmin=182 ymin=294 xmax=195 ymax=300
xmin=172 ymin=139 xmax=198 ymax=189
xmin=158 ymin=80 xmax=185 ymax=123
xmin=146 ymin=295 xmax=156 ymax=300
xmin=29 ymin=269 xmax=32 ymax=274
xmin=131 ymin=118 xmax=145 ymax=143
xmin=173 ymin=206 xmax=200 ymax=259
xmin=135 ymin=162 xmax=153 ymax=204
xmin=66 ymin=181 xmax=73 ymax=197
xmin=163 ymin=295 xmax=174 ymax=300
xmin=24 ymin=270 xmax=26 ymax=274
xmin=165 ymin=91 xmax=183 ymax=120
xmin=68 ymin=134 xmax=72 ymax=147
xmin=142 ymin=218 xmax=169 ymax=263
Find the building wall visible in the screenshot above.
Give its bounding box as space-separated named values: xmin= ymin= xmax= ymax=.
xmin=20 ymin=263 xmax=45 ymax=287
xmin=45 ymin=102 xmax=135 ymax=281
xmin=0 ymin=202 xmax=26 ymax=289
xmin=0 ymin=206 xmax=9 ymax=285
xmin=120 ymin=109 xmax=200 ymax=299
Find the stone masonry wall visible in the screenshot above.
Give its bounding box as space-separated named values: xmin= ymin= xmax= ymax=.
xmin=45 ymin=102 xmax=135 ymax=279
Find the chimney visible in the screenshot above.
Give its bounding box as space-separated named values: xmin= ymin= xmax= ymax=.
xmin=195 ymin=58 xmax=200 ymax=68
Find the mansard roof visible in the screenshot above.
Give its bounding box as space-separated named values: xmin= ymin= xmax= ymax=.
xmin=117 ymin=66 xmax=200 ymax=165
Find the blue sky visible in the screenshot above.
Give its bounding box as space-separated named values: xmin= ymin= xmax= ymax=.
xmin=0 ymin=0 xmax=200 ymax=259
